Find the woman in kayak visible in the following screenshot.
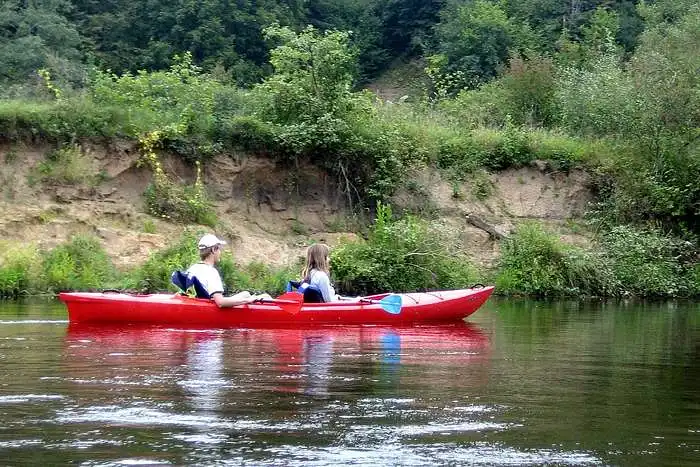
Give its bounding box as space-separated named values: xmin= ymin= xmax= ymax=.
xmin=300 ymin=243 xmax=339 ymax=302
xmin=187 ymin=234 xmax=271 ymax=307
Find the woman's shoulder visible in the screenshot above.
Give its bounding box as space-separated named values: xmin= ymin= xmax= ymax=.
xmin=309 ymin=268 xmax=330 ymax=281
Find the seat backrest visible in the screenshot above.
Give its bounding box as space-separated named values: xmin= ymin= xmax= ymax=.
xmin=303 ymin=287 xmax=324 ymax=303
xmin=171 ymin=271 xmax=211 ymax=299
xmin=299 ymin=282 xmax=324 ymax=303
xmin=287 ymin=280 xmax=325 ymax=303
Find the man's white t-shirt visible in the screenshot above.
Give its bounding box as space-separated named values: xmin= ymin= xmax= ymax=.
xmin=186 ymin=263 xmax=224 ymax=297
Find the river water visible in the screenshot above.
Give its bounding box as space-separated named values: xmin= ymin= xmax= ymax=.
xmin=0 ymin=298 xmax=698 ymax=466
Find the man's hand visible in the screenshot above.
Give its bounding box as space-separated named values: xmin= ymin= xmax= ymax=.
xmin=249 ymin=293 xmax=273 ymax=302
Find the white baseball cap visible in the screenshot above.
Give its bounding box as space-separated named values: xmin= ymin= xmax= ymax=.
xmin=198 ymin=234 xmax=227 ymax=250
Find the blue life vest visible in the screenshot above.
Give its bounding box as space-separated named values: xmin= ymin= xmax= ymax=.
xmin=171 ymin=271 xmax=211 ymax=299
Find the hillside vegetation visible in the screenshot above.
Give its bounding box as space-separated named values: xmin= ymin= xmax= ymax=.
xmin=0 ymin=0 xmax=698 ymax=298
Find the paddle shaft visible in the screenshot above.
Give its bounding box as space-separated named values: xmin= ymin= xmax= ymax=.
xmin=257 ymin=299 xmax=300 ymax=305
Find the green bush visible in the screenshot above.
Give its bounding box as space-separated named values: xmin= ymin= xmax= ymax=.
xmin=0 ymin=244 xmax=40 ymax=297
xmin=439 ymin=80 xmax=508 ymax=128
xmin=125 ymin=231 xmax=200 ymax=292
xmin=481 ymin=121 xmax=533 ymax=170
xmin=601 ymin=225 xmax=697 ymax=297
xmin=556 ymin=54 xmax=636 ymax=138
xmin=439 ymin=55 xmax=557 ymax=128
xmin=496 ymin=222 xmax=698 ymax=298
xmin=214 ymin=115 xmax=278 ymax=154
xmin=332 ymin=203 xmax=478 ymax=295
xmin=90 ymin=53 xmax=220 ymax=136
xmin=495 ymin=222 xmax=606 ymax=297
xmin=499 ymin=56 xmax=558 ymax=127
xmin=436 ymin=132 xmax=483 ymax=175
xmin=41 ymin=236 xmax=118 ymax=292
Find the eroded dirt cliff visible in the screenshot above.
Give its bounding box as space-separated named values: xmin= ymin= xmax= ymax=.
xmin=0 ymin=142 xmax=593 ymax=269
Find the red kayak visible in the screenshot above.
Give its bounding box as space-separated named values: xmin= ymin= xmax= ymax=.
xmin=58 ymin=286 xmax=494 ymax=327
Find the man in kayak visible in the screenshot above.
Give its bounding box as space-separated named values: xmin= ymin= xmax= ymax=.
xmin=187 ymin=234 xmax=271 ymax=307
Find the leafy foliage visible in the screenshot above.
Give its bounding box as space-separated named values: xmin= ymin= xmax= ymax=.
xmin=495 ymin=222 xmax=606 ymax=297
xmin=496 ymin=223 xmax=698 ymax=298
xmin=40 ymin=236 xmax=117 ymax=293
xmin=90 ymin=53 xmax=222 ymax=140
xmin=0 ymin=0 xmax=85 ymax=93
xmin=254 ymin=25 xmax=364 ymax=155
xmin=0 ymin=243 xmax=39 ymax=297
xmin=332 ymin=203 xmax=478 ymax=294
xmin=601 ymin=226 xmax=698 ymax=297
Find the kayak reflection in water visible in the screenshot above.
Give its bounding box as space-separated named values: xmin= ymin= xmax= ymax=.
xmin=63 ymin=324 xmax=491 ymax=403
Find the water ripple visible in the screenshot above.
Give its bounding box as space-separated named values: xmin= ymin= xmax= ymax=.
xmin=0 ymin=394 xmax=65 ymax=404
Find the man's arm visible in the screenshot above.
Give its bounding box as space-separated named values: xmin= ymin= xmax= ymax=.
xmin=211 ymin=291 xmax=253 ymax=308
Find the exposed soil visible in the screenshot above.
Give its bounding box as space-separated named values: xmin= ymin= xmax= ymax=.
xmin=0 ymin=142 xmax=593 ymax=270
xmin=390 ymin=163 xmax=593 ymax=267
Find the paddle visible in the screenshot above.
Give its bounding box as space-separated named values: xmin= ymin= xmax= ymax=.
xmin=363 ymin=294 xmax=403 ymax=314
xmin=339 ymin=294 xmax=403 ymax=314
xmin=254 ymin=292 xmax=303 ymax=314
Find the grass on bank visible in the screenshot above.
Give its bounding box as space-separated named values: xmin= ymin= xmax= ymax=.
xmin=0 ymin=233 xmax=299 ymax=298
xmin=496 ymin=223 xmax=699 ymax=298
xmin=0 ymin=213 xmax=697 ymax=299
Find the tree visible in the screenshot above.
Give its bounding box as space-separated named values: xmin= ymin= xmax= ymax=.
xmin=255 ymin=25 xmax=359 ymax=126
xmin=378 ymin=0 xmax=446 ymax=56
xmin=0 ymin=0 xmax=84 ymax=89
xmin=432 ymin=0 xmax=515 ymax=91
xmin=621 ymin=3 xmax=700 ymax=230
xmin=503 ymin=0 xmax=643 ymax=54
xmin=556 ymin=6 xmax=622 ymax=67
xmin=70 ymin=0 xmax=305 ymax=85
xmin=305 ymin=0 xmax=388 ymax=82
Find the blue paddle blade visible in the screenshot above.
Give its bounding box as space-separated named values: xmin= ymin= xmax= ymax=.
xmin=379 ymin=294 xmax=402 ymax=314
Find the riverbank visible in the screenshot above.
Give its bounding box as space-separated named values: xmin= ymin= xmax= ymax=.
xmin=0 ymin=170 xmax=697 ymax=299
xmin=1 ymin=23 xmax=697 ymax=298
